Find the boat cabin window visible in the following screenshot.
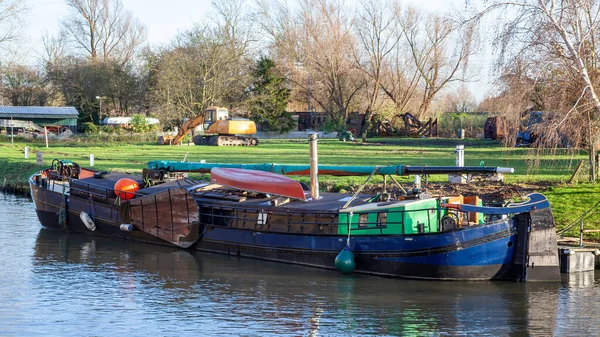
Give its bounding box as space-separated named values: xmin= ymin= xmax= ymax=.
xmin=377 ymin=212 xmax=387 ymax=227
xmin=358 ymin=213 xmax=369 ymax=228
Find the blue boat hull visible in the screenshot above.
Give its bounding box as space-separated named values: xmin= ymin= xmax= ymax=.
xmin=30 ymin=170 xmax=560 ymax=282
xmin=197 ymin=221 xmax=519 ymax=280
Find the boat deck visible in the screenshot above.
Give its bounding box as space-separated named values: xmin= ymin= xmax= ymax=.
xmin=194 ymin=190 xmax=373 ymax=212
xmin=70 ymin=173 xmax=144 ymax=202
xmin=59 ymin=171 xmax=390 ymax=213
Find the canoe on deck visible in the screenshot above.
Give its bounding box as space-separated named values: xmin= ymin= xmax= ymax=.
xmin=210 ymin=167 xmax=308 ymax=201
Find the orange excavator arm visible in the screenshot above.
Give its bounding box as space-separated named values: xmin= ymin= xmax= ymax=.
xmin=171 ymin=114 xmax=205 ymax=145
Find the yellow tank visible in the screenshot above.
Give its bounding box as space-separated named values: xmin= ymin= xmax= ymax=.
xmin=210 ymin=119 xmax=257 ymax=135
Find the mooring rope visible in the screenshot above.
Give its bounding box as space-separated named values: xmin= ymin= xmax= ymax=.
xmin=557 ymin=198 xmax=600 ymax=235
xmin=58 ymin=183 xmax=68 ymax=230
xmin=342 ymin=166 xmax=380 ymax=209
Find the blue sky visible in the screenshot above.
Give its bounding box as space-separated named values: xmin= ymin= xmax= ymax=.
xmin=25 ymin=0 xmax=212 ymax=48
xmin=21 ymin=0 xmax=492 ymax=101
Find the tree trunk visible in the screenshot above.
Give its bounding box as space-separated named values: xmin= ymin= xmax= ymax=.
xmin=589 ymin=144 xmax=595 ymax=182
xmin=361 ymin=110 xmax=372 ymax=142
xmin=589 ymin=116 xmax=596 ymax=182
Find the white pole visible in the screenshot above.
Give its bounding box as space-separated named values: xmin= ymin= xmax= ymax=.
xmin=24 ymin=146 xmax=29 ymax=159
xmin=414 ymin=175 xmax=421 ymax=189
xmin=455 ymin=145 xmax=464 ymax=167
xmin=10 ymin=117 xmax=13 ymax=147
xmin=90 ymin=154 xmax=94 ymax=167
xmin=44 ymin=126 xmax=49 ymax=148
xmin=308 ymin=133 xmax=319 ymax=200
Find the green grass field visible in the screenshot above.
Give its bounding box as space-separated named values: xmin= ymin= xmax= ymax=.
xmin=1 ymin=137 xmax=598 ymax=237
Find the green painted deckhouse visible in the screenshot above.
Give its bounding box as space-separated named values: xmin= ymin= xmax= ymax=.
xmin=0 ymin=106 xmax=79 ymax=132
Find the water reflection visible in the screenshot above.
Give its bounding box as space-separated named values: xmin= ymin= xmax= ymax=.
xmin=0 ymin=192 xmax=597 ymax=336
xmin=29 ymin=229 xmax=572 ymax=336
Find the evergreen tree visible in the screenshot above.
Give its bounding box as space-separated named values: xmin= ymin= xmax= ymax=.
xmin=248 ymin=57 xmax=294 ymax=133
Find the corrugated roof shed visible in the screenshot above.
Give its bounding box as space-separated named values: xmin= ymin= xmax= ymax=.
xmin=0 ymin=106 xmax=79 ymax=119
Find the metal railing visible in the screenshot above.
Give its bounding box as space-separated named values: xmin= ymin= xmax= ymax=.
xmin=198 ymin=205 xmax=447 ymax=235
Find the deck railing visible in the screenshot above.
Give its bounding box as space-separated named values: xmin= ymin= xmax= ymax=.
xmin=197 ymin=204 xmax=453 ymax=235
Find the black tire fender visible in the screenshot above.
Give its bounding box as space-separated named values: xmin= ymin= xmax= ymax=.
xmin=93 ymin=171 xmax=111 ymax=179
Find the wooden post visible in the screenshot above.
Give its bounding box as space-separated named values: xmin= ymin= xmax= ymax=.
xmin=568 ymin=160 xmax=584 ymax=184
xmin=36 ymin=151 xmax=43 ymax=166
xmin=44 ymin=126 xmax=48 ymax=148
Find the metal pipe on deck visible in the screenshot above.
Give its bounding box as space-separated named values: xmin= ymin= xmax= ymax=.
xmin=148 ymin=161 xmax=514 ymax=176
xmin=308 ymin=133 xmax=319 ymax=200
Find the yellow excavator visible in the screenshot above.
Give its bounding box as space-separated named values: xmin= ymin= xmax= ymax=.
xmin=157 ymin=107 xmax=258 ymax=146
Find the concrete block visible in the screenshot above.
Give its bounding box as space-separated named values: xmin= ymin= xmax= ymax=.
xmin=559 ymin=248 xmax=596 ymax=273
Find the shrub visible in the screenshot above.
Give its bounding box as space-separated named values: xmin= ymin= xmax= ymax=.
xmin=438 ymin=113 xmax=488 ymax=138
xmin=82 ymin=122 xmax=99 ymax=134
xmin=129 ymin=114 xmax=150 ymax=133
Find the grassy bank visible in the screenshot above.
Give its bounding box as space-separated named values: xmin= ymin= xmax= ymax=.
xmin=1 ymin=137 xmax=599 ymax=237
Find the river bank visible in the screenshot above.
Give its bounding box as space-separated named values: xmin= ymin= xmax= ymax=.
xmin=2 ymin=138 xmax=600 ymax=237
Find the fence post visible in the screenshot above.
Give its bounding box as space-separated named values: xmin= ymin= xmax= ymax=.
xmin=44 ymin=126 xmax=49 ymax=148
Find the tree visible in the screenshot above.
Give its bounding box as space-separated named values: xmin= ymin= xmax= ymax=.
xmin=257 ymin=0 xmax=363 ymax=131
xmin=443 ymin=84 xmax=476 ymax=113
xmin=403 ymin=9 xmax=474 ymax=117
xmin=247 ymin=57 xmax=293 ymax=132
xmin=1 ymin=63 xmax=64 ymax=106
xmin=61 ymin=0 xmax=146 ymax=65
xmin=354 ymin=0 xmax=402 ymax=141
xmin=47 ymin=58 xmax=143 ymax=122
xmin=129 ymin=113 xmax=149 ymax=132
xmin=148 ymin=1 xmax=253 ymax=125
xmin=0 ymin=0 xmax=26 ymax=45
xmin=149 ymin=28 xmax=249 ymax=124
xmin=474 ymin=0 xmax=600 ymax=181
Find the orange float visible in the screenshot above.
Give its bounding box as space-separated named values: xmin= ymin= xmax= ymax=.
xmin=114 ymin=178 xmax=139 ymax=200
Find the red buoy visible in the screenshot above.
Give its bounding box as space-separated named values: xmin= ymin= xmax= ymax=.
xmin=114 ymin=178 xmax=139 ymax=200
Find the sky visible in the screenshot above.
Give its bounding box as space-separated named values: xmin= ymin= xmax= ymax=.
xmin=19 ymin=0 xmax=492 ymax=101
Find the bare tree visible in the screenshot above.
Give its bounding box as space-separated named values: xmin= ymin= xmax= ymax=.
xmin=41 ymin=32 xmax=69 ymax=67
xmin=354 ymin=0 xmax=402 ymax=141
xmin=62 ymin=0 xmax=146 ymax=65
xmin=379 ymin=33 xmax=421 ymax=118
xmin=259 ymin=0 xmax=363 ymax=130
xmin=443 ymin=84 xmax=476 ymax=113
xmin=404 ymin=8 xmax=474 ymax=117
xmin=0 ymin=0 xmax=26 ymax=45
xmin=149 ymin=1 xmax=253 ymax=124
xmin=476 ymin=0 xmax=600 ymax=180
xmin=1 ymin=63 xmax=51 ymax=106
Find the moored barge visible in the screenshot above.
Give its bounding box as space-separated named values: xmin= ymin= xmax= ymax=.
xmin=29 ymin=154 xmax=560 ymax=281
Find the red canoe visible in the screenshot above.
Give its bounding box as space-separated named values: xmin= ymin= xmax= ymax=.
xmin=210 ymin=167 xmax=308 ymax=201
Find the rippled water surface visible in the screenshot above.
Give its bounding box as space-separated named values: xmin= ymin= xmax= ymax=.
xmin=1 ymin=193 xmax=600 ymax=336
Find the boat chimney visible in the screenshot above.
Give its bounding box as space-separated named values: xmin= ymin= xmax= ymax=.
xmin=308 ymin=132 xmax=320 ymax=200
xmin=449 ymin=145 xmax=467 ymax=184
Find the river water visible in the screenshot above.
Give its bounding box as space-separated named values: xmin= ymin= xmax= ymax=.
xmin=1 ymin=193 xmax=599 ymax=336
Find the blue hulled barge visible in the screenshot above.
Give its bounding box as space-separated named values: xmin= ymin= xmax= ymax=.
xmin=29 ymin=156 xmax=560 ymax=282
